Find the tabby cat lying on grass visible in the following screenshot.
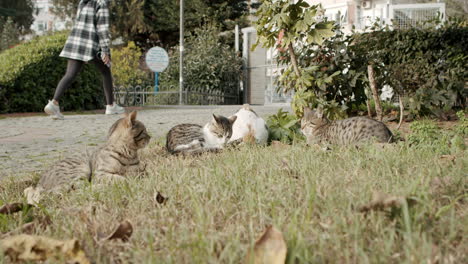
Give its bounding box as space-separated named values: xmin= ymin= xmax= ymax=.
xmin=166 ymin=114 xmax=237 ymax=155
xmin=301 ymin=107 xmax=393 ymax=145
xmin=24 ymin=111 xmax=151 ymax=204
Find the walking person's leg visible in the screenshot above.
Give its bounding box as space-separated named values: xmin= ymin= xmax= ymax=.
xmin=44 ymin=59 xmax=84 ymax=119
xmin=91 ymin=58 xmax=125 ymax=114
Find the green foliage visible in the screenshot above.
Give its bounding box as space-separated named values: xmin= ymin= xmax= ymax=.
xmin=0 ymin=32 xmax=103 ymax=113
xmin=51 ymin=0 xmax=254 ymax=47
xmin=160 ymin=24 xmax=242 ymax=96
xmin=353 ymin=18 xmax=468 ymax=116
xmin=407 ymin=118 xmax=466 ymax=153
xmin=111 ymin=41 xmax=151 ymax=87
xmin=454 ymin=110 xmax=468 ymax=136
xmin=0 ymin=0 xmax=35 ymax=34
xmin=266 ymin=108 xmax=303 ymax=143
xmin=407 ymin=120 xmax=443 ymax=146
xmin=0 ymin=17 xmax=19 ymax=51
xmin=254 ymin=0 xmax=334 ymax=49
xmin=141 ymin=0 xmax=254 ymax=47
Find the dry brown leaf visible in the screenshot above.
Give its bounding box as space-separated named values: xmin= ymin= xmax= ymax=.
xmin=358 ymin=192 xmax=408 ymax=213
xmin=0 ymin=203 xmax=26 ymax=215
xmin=104 ymin=220 xmax=133 ymax=242
xmin=0 ymin=234 xmax=90 ymax=264
xmin=439 ymin=155 xmax=456 ymax=162
xmin=245 ymin=226 xmax=287 ymax=264
xmin=155 ymin=192 xmax=169 ymax=205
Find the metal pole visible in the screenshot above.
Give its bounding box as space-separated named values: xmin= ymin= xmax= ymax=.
xmin=179 ymin=0 xmax=184 ymax=105
xmin=154 ymin=72 xmax=159 ymax=94
xmin=235 ymin=24 xmax=239 ymax=53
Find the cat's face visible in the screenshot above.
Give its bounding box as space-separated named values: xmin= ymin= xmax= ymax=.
xmin=108 ymin=111 xmax=151 ymax=149
xmin=301 ymin=107 xmax=327 ymax=136
xmin=207 ymin=114 xmax=237 ymax=144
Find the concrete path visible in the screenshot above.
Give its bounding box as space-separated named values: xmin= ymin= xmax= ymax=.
xmin=0 ymin=105 xmax=290 ymax=179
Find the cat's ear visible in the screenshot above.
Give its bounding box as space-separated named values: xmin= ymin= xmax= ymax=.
xmin=212 ymin=114 xmax=220 ymax=123
xmin=303 ymin=106 xmax=312 ymax=114
xmin=228 ymin=115 xmax=237 ymax=124
xmin=126 ymin=111 xmax=137 ymax=127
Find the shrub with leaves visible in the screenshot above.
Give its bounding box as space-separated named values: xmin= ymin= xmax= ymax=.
xmin=160 ymin=24 xmax=242 ymax=99
xmin=266 ymin=108 xmax=303 ymax=143
xmin=254 ymin=0 xmax=337 ymax=117
xmin=0 ymin=32 xmax=103 ymax=113
xmin=353 ymin=18 xmax=468 ymax=116
xmin=111 ymin=41 xmax=151 ymax=88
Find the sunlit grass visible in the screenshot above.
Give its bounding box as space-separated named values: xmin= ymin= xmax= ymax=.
xmin=0 ymin=134 xmax=466 ymax=263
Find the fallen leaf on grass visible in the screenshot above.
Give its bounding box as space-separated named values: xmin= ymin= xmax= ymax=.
xmin=245 ymin=226 xmax=287 ymax=264
xmin=439 ymin=155 xmax=456 ymax=162
xmin=0 ymin=234 xmax=90 ymax=264
xmin=155 ymin=192 xmax=169 ymax=205
xmin=358 ymin=192 xmax=410 ymax=213
xmin=0 ymin=203 xmax=27 ymax=215
xmin=103 ymin=220 xmax=133 ymax=242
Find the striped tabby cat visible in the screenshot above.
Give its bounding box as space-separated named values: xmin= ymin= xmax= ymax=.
xmin=166 ymin=114 xmax=237 ymax=155
xmin=301 ymin=107 xmax=393 ymax=145
xmin=25 ymin=111 xmax=150 ymax=203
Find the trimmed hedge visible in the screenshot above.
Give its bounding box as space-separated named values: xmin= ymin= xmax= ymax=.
xmin=0 ymin=32 xmax=103 ymax=113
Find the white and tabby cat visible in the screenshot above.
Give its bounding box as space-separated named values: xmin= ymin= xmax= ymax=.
xmin=166 ymin=114 xmax=237 ymax=155
xmin=24 ymin=111 xmax=151 ymax=203
xmin=301 ymin=107 xmax=393 ymax=145
xmin=229 ymin=104 xmax=269 ymax=145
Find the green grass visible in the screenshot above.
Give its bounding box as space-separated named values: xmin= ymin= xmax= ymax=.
xmin=0 ymin=130 xmax=467 ymax=263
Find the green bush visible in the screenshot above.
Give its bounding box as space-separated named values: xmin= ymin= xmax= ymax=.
xmin=111 ymin=41 xmax=152 ymax=88
xmin=0 ymin=32 xmax=103 ymax=113
xmin=352 ymin=18 xmax=468 ymax=116
xmin=160 ymin=24 xmax=243 ymax=97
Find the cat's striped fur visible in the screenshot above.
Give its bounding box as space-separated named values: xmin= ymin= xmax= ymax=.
xmin=25 ymin=111 xmax=150 ymax=203
xmin=301 ymin=107 xmax=393 ymax=145
xmin=166 ymin=114 xmax=237 ymax=155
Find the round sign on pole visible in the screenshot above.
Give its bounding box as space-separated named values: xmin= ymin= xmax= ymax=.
xmin=145 ymin=47 xmax=169 ymax=72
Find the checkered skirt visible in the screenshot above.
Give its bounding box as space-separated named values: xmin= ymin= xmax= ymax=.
xmin=60 ymin=0 xmax=110 ymax=62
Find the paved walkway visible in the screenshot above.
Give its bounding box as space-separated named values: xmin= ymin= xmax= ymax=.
xmin=0 ymin=105 xmax=289 ymax=179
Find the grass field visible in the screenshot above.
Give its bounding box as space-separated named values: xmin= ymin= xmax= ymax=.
xmin=0 ymin=120 xmax=467 ymax=263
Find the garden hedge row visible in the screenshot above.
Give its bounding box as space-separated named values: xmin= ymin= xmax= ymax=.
xmin=0 ymin=32 xmax=103 ymax=113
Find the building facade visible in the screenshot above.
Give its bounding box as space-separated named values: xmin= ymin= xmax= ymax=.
xmin=242 ymin=0 xmax=446 ymax=105
xmin=307 ymin=0 xmax=445 ymax=32
xmin=30 ymin=0 xmax=68 ymax=35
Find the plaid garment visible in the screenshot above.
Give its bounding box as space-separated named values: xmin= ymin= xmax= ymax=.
xmin=60 ymin=0 xmax=110 ymax=62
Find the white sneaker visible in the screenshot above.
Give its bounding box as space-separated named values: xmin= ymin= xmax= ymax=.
xmin=44 ymin=100 xmax=64 ymax=120
xmin=105 ymin=103 xmax=125 ymax=115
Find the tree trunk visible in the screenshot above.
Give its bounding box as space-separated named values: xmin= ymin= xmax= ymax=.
xmin=288 ymin=43 xmax=301 ymax=77
xmin=397 ymin=94 xmax=404 ymax=130
xmin=366 ymin=99 xmax=372 ymax=117
xmin=367 ymin=64 xmax=383 ymax=121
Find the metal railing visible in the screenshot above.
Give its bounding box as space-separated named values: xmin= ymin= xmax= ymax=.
xmin=114 ymin=86 xmax=240 ymax=106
